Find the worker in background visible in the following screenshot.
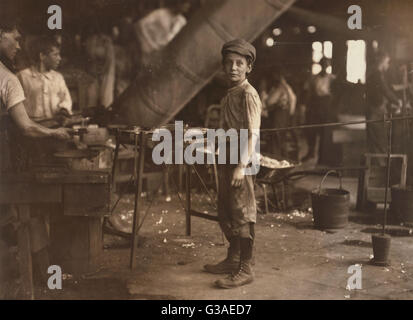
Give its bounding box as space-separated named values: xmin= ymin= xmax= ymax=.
xmin=17 ymin=35 xmax=72 ymax=122
xmin=84 ymin=31 xmax=116 ymax=109
xmin=365 ymin=51 xmax=402 ymax=166
xmin=301 ymin=57 xmax=336 ymax=164
xmin=134 ymin=0 xmax=191 ymax=66
xmin=263 ymin=70 xmax=296 ymax=159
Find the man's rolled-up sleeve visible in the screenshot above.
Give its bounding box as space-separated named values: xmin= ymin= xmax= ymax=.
xmin=5 ymin=77 xmax=25 ymax=111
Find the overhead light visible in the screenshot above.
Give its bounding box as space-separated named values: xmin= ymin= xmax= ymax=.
xmin=272 ymin=28 xmax=282 ymax=36
xmin=266 ymin=37 xmax=275 ymax=47
xmin=312 ymin=63 xmax=322 ymax=75
xmin=307 ymin=26 xmax=316 ymax=34
xmin=372 ymin=40 xmax=379 ymax=49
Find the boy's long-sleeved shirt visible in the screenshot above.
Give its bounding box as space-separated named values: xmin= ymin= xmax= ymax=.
xmin=17 ymin=67 xmax=72 ymax=120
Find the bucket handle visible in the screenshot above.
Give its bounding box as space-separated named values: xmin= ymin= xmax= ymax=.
xmin=318 ymin=170 xmax=343 ymax=195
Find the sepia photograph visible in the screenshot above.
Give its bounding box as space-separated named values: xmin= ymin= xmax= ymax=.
xmin=1 ymin=0 xmax=413 ymax=305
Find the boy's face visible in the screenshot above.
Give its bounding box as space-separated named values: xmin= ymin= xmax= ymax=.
xmin=223 ymin=52 xmax=251 ymax=86
xmin=41 ymin=46 xmax=61 ymax=71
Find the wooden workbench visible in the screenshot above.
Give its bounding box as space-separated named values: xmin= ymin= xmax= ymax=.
xmin=0 ymin=169 xmax=111 ymax=299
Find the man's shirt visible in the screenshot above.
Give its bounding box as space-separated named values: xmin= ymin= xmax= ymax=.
xmin=17 ymin=67 xmax=72 ymax=120
xmin=0 ymin=61 xmax=25 ymax=115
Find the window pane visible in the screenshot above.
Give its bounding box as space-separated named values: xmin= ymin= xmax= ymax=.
xmin=323 ymin=41 xmax=333 ymax=59
xmin=346 ymin=40 xmax=366 ymax=84
xmin=312 ymin=63 xmax=322 ymax=75
xmin=312 ymin=41 xmax=322 ymax=63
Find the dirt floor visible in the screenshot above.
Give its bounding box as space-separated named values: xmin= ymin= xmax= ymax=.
xmin=34 ymin=171 xmax=413 ymax=300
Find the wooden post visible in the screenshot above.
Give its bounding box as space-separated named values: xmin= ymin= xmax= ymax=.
xmin=16 ymin=205 xmax=34 ymax=300
xmin=130 ymin=132 xmax=146 ymax=269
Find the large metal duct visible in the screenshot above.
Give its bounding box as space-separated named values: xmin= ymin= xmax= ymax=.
xmin=112 ymin=0 xmax=296 ymax=127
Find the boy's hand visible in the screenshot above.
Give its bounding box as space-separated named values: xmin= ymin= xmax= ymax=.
xmin=231 ymin=165 xmax=245 ymax=187
xmin=52 ymin=128 xmax=72 ymax=140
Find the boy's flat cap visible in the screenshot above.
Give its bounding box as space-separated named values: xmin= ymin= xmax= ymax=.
xmin=221 ymin=39 xmax=256 ymax=63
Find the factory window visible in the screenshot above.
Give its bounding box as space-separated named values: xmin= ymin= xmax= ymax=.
xmin=312 ymin=41 xmax=333 ymax=74
xmin=346 ymin=40 xmax=366 ymax=84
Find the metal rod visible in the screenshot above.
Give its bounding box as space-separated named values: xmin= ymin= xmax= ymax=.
xmin=111 ymin=130 xmax=120 ymax=188
xmin=189 ymin=209 xmax=219 ymax=222
xmin=130 ymin=132 xmax=146 ymax=269
xmin=383 ymin=114 xmax=392 ymax=235
xmin=259 ymin=114 xmax=413 ymax=133
xmin=192 ymin=165 xmax=217 ymax=210
xmin=125 ymin=114 xmax=413 ymax=136
xmin=185 ymin=164 xmax=191 ymax=236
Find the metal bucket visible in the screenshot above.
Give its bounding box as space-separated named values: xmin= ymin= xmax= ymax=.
xmin=371 ymin=234 xmax=391 ymax=266
xmin=311 ymin=170 xmax=350 ymax=230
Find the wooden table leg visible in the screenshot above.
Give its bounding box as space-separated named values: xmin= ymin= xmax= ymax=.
xmin=163 ymin=165 xmax=170 ymax=198
xmin=17 ymin=205 xmax=34 ymax=300
xmin=178 ymin=164 xmax=183 ymax=192
xmin=213 ymin=162 xmax=219 ymax=194
xmin=280 ymin=182 xmax=286 ymax=212
xmin=271 ymin=184 xmax=280 ymax=211
xmin=130 ymin=133 xmax=146 ymax=269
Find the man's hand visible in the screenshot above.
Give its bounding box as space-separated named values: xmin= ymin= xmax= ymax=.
xmin=231 ymin=165 xmax=245 ymax=188
xmin=52 ymin=127 xmax=72 ymax=140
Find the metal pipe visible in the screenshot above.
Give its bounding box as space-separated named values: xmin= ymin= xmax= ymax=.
xmin=112 ymin=0 xmax=297 ymax=127
xmin=383 ymin=114 xmax=392 ymax=235
xmin=260 ymin=114 xmax=413 ymax=133
xmin=130 ymin=132 xmax=146 ymax=269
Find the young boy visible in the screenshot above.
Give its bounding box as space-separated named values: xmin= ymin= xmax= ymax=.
xmin=17 ymin=36 xmax=72 ymax=121
xmin=204 ymin=39 xmax=262 ymax=289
